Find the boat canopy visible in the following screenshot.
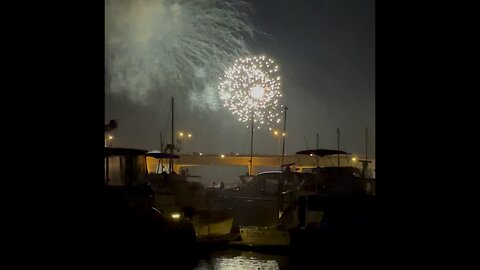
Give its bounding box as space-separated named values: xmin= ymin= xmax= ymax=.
xmin=146 ymin=150 xmax=180 ymax=159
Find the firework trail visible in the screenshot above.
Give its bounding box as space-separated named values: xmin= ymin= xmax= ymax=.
xmin=218 ymin=55 xmax=283 ymax=129
xmin=105 ymin=0 xmax=254 ymax=109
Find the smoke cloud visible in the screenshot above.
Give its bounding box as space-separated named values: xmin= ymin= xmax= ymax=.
xmin=106 ymin=0 xmax=254 ymax=109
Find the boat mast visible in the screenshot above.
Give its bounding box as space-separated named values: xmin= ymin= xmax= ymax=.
xmin=169 ymin=97 xmax=174 ymax=173
xmin=249 ymin=110 xmax=254 ymax=175
xmin=159 ymin=132 xmax=163 ymax=173
xmin=281 ymin=106 xmax=288 ymax=166
xmin=361 ymin=127 xmax=369 ymax=178
xmin=316 ymin=132 xmax=319 ymax=167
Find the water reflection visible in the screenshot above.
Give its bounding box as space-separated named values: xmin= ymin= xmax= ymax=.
xmin=194 ymin=249 xmax=286 ymax=270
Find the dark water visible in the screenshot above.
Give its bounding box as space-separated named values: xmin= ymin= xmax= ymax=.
xmin=193 ymin=249 xmax=289 ymax=270
xmin=191 ymin=227 xmax=376 ymax=269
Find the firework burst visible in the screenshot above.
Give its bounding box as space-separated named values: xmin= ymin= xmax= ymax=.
xmin=218 ymin=55 xmax=283 ymax=129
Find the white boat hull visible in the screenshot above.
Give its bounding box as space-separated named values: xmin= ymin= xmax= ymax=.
xmin=239 ymin=226 xmax=290 ymax=246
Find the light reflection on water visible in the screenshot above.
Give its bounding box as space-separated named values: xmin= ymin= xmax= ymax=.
xmin=194 ymin=249 xmax=287 ymax=270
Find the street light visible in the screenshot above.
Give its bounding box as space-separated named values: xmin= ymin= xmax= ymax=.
xmin=273 ymin=130 xmax=281 ymax=155
xmin=105 ymin=134 xmax=114 ymax=147
xmin=177 ymin=131 xmax=192 ymax=152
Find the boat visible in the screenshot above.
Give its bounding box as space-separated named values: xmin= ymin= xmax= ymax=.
xmin=140 ymin=97 xmax=236 ymax=243
xmin=285 ymin=148 xmax=376 ymax=248
xmin=218 ymin=147 xmax=375 ymax=248
xmin=146 ymin=152 xmax=236 ymax=243
xmin=296 ymin=149 xmax=375 ymax=196
xmin=103 ymin=146 xmax=199 ymax=266
xmin=217 ymin=169 xmax=326 ymax=248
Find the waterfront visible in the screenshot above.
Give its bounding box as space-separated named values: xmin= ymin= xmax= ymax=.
xmin=194 ymin=249 xmax=288 ymax=270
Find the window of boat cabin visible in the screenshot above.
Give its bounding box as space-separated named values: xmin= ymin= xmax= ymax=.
xmin=132 ymin=154 xmax=147 ymax=184
xmin=284 ymin=173 xmax=300 ymax=190
xmin=105 ymin=155 xmax=125 ymax=186
xmin=264 ymin=177 xmax=278 ymax=194
xmin=253 ymin=173 xmax=279 ymax=194
xmin=298 ymin=173 xmax=317 ymax=192
xmin=246 ymin=174 xmax=264 ymax=191
xmin=105 ymin=154 xmax=147 ymax=185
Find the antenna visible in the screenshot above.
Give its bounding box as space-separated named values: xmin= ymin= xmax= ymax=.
xmin=160 ymin=132 xmax=164 ymax=152
xmin=337 ymin=128 xmax=340 ymax=167
xmin=365 ymin=127 xmax=368 ymax=162
xmin=360 ymin=127 xmax=371 ymax=178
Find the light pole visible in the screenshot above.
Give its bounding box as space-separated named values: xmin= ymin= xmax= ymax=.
xmin=278 ymin=106 xmax=288 ymax=219
xmin=177 ymin=131 xmax=193 ymax=152
xmin=187 ymin=133 xmax=192 ymax=149
xmin=273 ymin=130 xmax=281 ymax=155
xmin=248 ymin=85 xmax=265 ymax=176
xmin=249 ymin=110 xmax=254 ymax=176
xmin=281 ymin=106 xmax=288 ymax=166
xmin=177 ymin=132 xmax=184 ymax=152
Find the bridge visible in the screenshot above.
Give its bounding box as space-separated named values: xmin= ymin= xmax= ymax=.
xmin=146 ymin=153 xmax=375 ymax=177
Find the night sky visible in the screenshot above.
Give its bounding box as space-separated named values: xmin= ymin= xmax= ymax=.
xmin=105 ymin=0 xmax=375 ymax=181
